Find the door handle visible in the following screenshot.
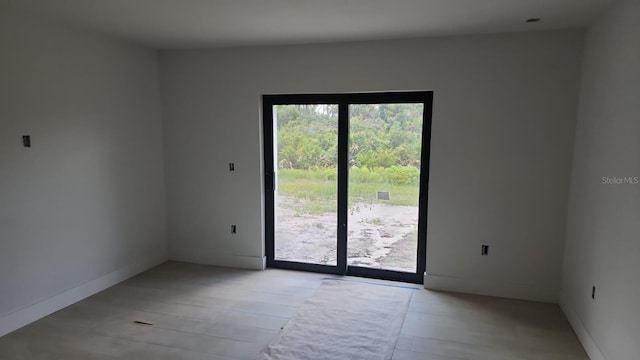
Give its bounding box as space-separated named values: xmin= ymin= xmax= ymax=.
xmin=265 ymin=172 xmax=275 ymax=191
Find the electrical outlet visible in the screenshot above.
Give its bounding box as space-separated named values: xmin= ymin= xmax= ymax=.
xmin=229 ymin=163 xmax=235 ymax=171
xmin=592 ymin=286 xmax=596 ymax=300
xmin=22 ymin=135 xmax=31 ymax=147
xmin=481 ymin=244 xmax=489 ymax=256
xmin=231 ymin=225 xmax=237 ymax=234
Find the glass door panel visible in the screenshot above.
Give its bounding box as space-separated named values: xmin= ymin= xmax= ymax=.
xmin=273 ymin=104 xmax=339 ymax=265
xmin=347 ymin=103 xmax=424 ymax=273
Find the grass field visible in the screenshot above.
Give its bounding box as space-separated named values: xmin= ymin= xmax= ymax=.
xmin=277 ymin=168 xmax=420 ymax=215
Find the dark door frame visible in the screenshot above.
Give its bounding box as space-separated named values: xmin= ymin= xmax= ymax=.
xmin=262 ymin=91 xmax=433 ymax=284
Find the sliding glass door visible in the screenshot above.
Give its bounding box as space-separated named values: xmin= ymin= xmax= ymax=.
xmin=263 ymin=92 xmax=432 ymax=283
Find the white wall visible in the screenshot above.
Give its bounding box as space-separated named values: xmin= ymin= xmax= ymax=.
xmin=161 ymin=30 xmax=583 ymax=302
xmin=0 ymin=7 xmax=167 ymax=335
xmin=560 ymin=0 xmax=640 ymax=359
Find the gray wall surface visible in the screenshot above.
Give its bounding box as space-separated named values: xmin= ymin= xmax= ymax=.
xmin=0 ymin=8 xmax=167 ymax=321
xmin=561 ymin=0 xmax=640 ymax=358
xmin=161 ymin=30 xmax=583 ymax=302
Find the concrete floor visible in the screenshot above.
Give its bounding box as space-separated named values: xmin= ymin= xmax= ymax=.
xmin=0 ymin=262 xmax=588 ymax=359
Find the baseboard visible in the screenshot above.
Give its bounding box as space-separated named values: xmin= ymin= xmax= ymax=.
xmin=169 ymin=253 xmax=266 ymax=270
xmin=559 ymin=294 xmax=606 ymax=360
xmin=0 ymin=253 xmax=167 ymax=337
xmin=423 ymin=272 xmax=557 ymax=303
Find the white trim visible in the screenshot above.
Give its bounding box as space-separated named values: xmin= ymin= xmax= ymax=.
xmin=423 ymin=272 xmax=557 ymax=303
xmin=0 ymin=253 xmax=166 ymax=337
xmin=169 ymin=253 xmax=266 ymax=270
xmin=560 ymin=294 xmax=607 ymax=360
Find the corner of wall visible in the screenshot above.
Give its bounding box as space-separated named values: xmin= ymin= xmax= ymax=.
xmin=559 ymin=293 xmax=606 ymax=360
xmin=0 ymin=252 xmax=167 ymax=337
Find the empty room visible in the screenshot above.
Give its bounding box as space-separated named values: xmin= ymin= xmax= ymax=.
xmin=0 ymin=0 xmax=638 ymax=359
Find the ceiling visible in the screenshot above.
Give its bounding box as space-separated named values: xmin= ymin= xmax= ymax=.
xmin=6 ymin=0 xmax=615 ymax=49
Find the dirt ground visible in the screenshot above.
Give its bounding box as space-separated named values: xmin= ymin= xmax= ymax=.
xmin=274 ymin=195 xmax=418 ymax=272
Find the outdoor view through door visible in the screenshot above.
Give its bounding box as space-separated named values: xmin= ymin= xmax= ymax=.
xmin=264 ymin=92 xmax=432 ymax=284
